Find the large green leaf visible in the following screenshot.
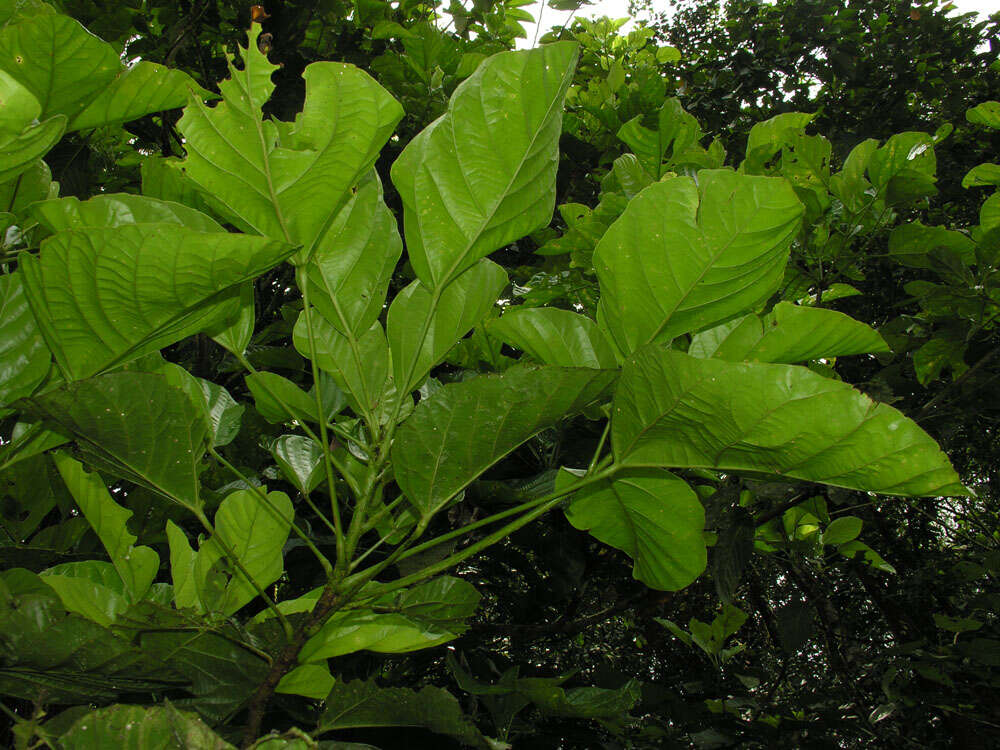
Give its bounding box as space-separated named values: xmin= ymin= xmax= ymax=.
xmin=31 ymin=193 xmax=222 ymax=233
xmin=0 ymin=12 xmax=208 ymax=131
xmin=39 ymin=560 xmax=129 ymax=626
xmin=488 ymin=307 xmax=618 ymax=368
xmin=271 ymin=435 xmax=325 ymax=494
xmin=388 ymin=259 xmax=508 ymax=393
xmin=612 ymin=348 xmax=968 ymax=496
xmin=304 ymin=172 xmax=402 ymax=337
xmin=60 ymin=704 xmax=234 ymax=750
xmin=29 ymin=372 xmax=211 ymax=511
xmin=689 ymin=302 xmax=888 ymax=363
xmin=391 ymin=42 xmax=578 ymax=290
xmin=52 ymin=454 xmax=159 ymax=601
xmin=20 ymin=224 xmax=294 ymax=380
xmin=176 ymin=25 xmax=402 ymax=257
xmin=299 ymin=577 xmax=480 ymax=661
xmin=564 ymin=469 xmax=706 ymax=590
xmin=0 ymin=271 xmax=49 ymax=409
xmin=594 ymin=171 xmax=803 ymax=355
xmin=393 ymin=365 xmax=616 ymax=518
xmin=317 ymin=679 xmax=490 ymax=748
xmin=0 ymin=109 xmax=65 ymax=184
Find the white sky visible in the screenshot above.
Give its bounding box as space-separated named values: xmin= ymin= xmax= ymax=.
xmin=517 ymin=0 xmax=998 ymax=48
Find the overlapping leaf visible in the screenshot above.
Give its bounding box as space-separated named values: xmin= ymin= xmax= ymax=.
xmin=613 ymin=347 xmax=968 ymax=496
xmin=0 ymin=271 xmax=49 ymax=409
xmin=393 ymin=365 xmax=616 ymax=518
xmin=594 ymin=171 xmax=803 ymax=355
xmin=391 ymin=42 xmax=578 ymax=290
xmin=489 ymin=307 xmax=618 ymax=368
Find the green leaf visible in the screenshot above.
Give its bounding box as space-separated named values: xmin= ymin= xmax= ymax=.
xmin=391 ymin=42 xmax=578 ymax=290
xmin=52 ymin=454 xmax=159 ymax=601
xmin=20 ymin=224 xmax=295 ymax=381
xmin=247 ymin=371 xmax=325 ymax=424
xmin=276 ymin=663 xmax=335 ymax=700
xmin=518 ymin=678 xmax=640 ymax=719
xmin=889 ymin=221 xmax=977 ymax=268
xmin=304 ymin=172 xmax=402 ymax=338
xmin=31 ymin=193 xmax=222 ymax=233
xmin=271 ymin=435 xmax=325 ymax=494
xmin=612 ymin=347 xmax=968 ymax=497
xmin=594 ymin=171 xmax=803 ymax=355
xmin=745 ymin=302 xmax=889 ymax=363
xmin=822 ymin=516 xmax=863 ymax=545
xmin=39 ymin=561 xmax=128 ymax=626
xmin=166 ymin=521 xmax=198 ymax=610
xmin=195 ymin=489 xmax=294 ymax=616
xmin=317 ymin=679 xmax=490 ymax=748
xmin=837 ymin=540 xmax=895 ymax=573
xmin=294 ymin=315 xmax=388 ymax=417
xmin=388 ymin=259 xmax=508 ymax=393
xmin=393 ymin=365 xmax=616 ymax=519
xmin=29 ymin=372 xmax=211 ymax=512
xmin=0 ymin=271 xmax=49 ymax=410
xmin=0 ymin=109 xmax=64 ymax=183
xmin=967 ymin=101 xmax=1000 ymax=129
xmin=176 ymin=25 xmax=402 ymax=258
xmin=0 ymin=67 xmax=41 ymax=131
xmin=489 ymin=307 xmax=618 ymax=368
xmin=0 ymin=12 xmax=207 ymax=131
xmin=962 ymin=163 xmax=1000 ymax=189
xmin=564 ymin=469 xmax=706 ymax=590
xmin=157 ymin=363 xmax=244 ymax=448
xmin=743 ymin=112 xmax=814 ymax=172
xmin=300 ymin=576 xmax=480 ymax=661
xmin=60 ymin=703 xmax=234 ymax=749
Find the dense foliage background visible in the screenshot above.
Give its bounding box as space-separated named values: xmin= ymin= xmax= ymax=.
xmin=2 ymin=0 xmax=1000 ymax=747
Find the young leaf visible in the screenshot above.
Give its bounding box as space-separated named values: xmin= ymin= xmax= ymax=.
xmin=52 ymin=454 xmax=159 ymax=601
xmin=393 ymin=365 xmax=616 ymax=519
xmin=594 ymin=171 xmax=803 ymax=355
xmin=391 ymin=42 xmax=579 ymax=290
xmin=176 ymin=25 xmax=403 ymax=257
xmin=388 ymin=259 xmax=508 ymax=393
xmin=20 ymin=224 xmax=295 ymax=380
xmin=613 ymin=348 xmax=969 ymax=497
xmin=29 ymin=372 xmax=212 ymax=512
xmin=564 ymin=469 xmax=706 ymax=590
xmin=489 ymin=307 xmax=619 ymax=368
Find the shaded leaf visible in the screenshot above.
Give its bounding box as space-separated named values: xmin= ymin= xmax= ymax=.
xmin=0 ymin=271 xmax=49 ymax=410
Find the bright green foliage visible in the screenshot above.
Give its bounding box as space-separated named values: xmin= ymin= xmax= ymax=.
xmin=613 ymin=348 xmax=967 ymax=496
xmin=391 ymin=42 xmax=578 ymax=290
xmin=0 ymin=272 xmax=49 ymax=410
xmin=489 ymin=307 xmax=619 ymax=368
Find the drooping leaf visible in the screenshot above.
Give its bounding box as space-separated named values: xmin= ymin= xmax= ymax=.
xmin=489 ymin=307 xmax=618 ymax=368
xmin=564 ymin=469 xmax=706 ymax=590
xmin=613 ymin=347 xmax=968 ymax=497
xmin=271 ymin=435 xmax=325 ymax=494
xmin=247 ymin=371 xmax=325 ymax=424
xmin=388 ymin=259 xmax=508 ymax=393
xmin=52 ymin=454 xmax=159 ymax=601
xmin=299 ymin=577 xmax=480 ymax=661
xmin=304 ymin=172 xmax=402 ymax=337
xmin=275 ymin=663 xmax=335 ymax=700
xmin=594 ymin=171 xmax=803 ymax=355
xmin=59 ymin=703 xmax=234 ymax=750
xmin=0 ymin=271 xmax=49 ymax=410
xmin=176 ymin=25 xmax=402 ymax=258
xmin=29 ymin=372 xmax=212 ymax=512
xmin=393 ymin=365 xmax=616 ymax=518
xmin=391 ymin=42 xmax=578 ymax=290
xmin=0 ymin=12 xmax=208 ymax=130
xmin=317 ymin=679 xmax=490 ymax=748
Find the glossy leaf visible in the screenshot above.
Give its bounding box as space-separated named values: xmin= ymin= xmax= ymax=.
xmin=52 ymin=454 xmax=159 ymax=601
xmin=388 ymin=259 xmax=508 ymax=393
xmin=276 ymin=663 xmax=335 ymax=700
xmin=31 ymin=194 xmax=222 ymax=233
xmin=29 ymin=372 xmax=211 ymax=511
xmin=300 ymin=577 xmax=480 ymax=661
xmin=176 ymin=25 xmax=402 ymax=257
xmin=489 ymin=307 xmax=618 ymax=368
xmin=317 ymin=679 xmax=489 ymax=748
xmin=393 ymin=365 xmax=616 ymax=518
xmin=20 ymin=224 xmax=294 ymax=380
xmin=564 ymin=469 xmax=706 ymax=590
xmin=594 ymin=171 xmax=803 ymax=355
xmin=391 ymin=42 xmax=578 ymax=290
xmin=271 ymin=435 xmax=325 ymax=494
xmin=0 ymin=110 xmax=64 ymax=184
xmin=304 ymin=172 xmax=402 ymax=337
xmin=0 ymin=272 xmax=49 ymax=409
xmin=613 ymin=348 xmax=968 ymax=497
xmin=157 ymin=363 xmax=244 ymax=448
